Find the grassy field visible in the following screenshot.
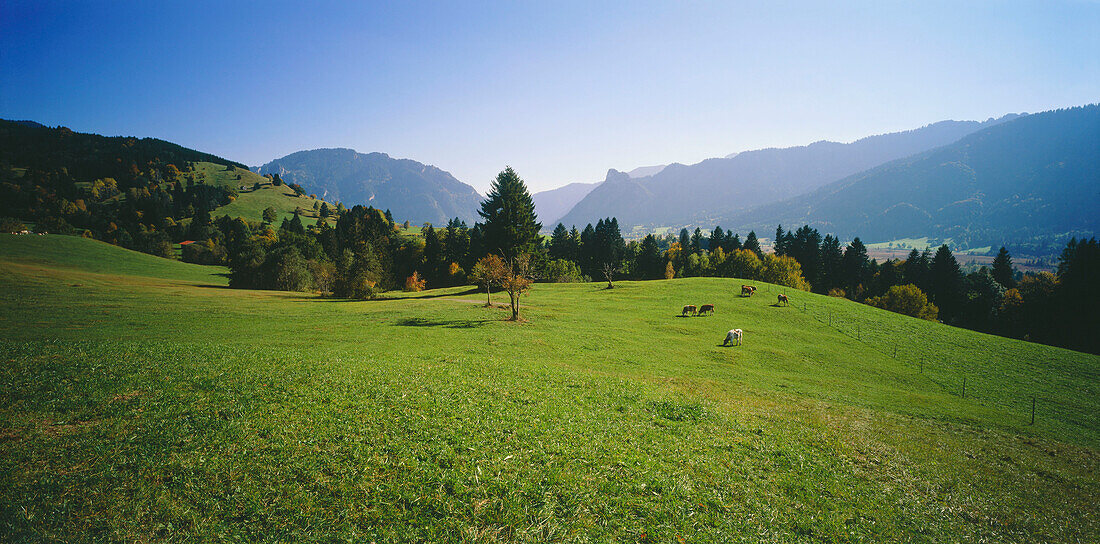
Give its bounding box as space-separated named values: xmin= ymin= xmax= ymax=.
xmin=1 ymin=234 xmax=1097 ymax=542
xmin=187 ymin=162 xmax=334 ymax=226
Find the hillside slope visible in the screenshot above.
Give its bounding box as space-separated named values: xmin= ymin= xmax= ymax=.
xmin=729 ymin=105 xmax=1100 ymax=250
xmin=258 ymin=148 xmax=484 ymax=225
xmin=558 ymin=116 xmax=1018 ymax=229
xmin=0 ymin=121 xmax=335 ymax=253
xmin=1 ymin=234 xmax=1097 ymax=541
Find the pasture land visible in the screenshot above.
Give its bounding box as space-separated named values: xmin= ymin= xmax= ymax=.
xmin=187 ymin=162 xmax=333 ymax=226
xmin=1 ymin=234 xmax=1097 ymax=542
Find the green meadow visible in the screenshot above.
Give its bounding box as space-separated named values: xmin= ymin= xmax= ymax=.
xmin=0 ymin=234 xmax=1097 ymax=542
xmin=186 ymin=162 xmax=333 ymax=226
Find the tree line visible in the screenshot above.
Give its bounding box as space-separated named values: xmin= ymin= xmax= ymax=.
xmin=4 ymin=145 xmax=1096 ymax=353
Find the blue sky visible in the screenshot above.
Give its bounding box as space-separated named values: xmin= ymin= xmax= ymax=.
xmin=2 ymin=1 xmax=1097 ymax=193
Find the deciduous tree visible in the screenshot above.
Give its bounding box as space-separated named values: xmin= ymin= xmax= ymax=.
xmin=470 ymin=254 xmax=507 ymax=306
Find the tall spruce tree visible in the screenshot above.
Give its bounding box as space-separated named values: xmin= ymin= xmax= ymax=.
xmin=728 ymin=233 xmax=742 ymax=252
xmin=691 ymin=228 xmax=704 ymax=254
xmin=842 ymin=237 xmax=870 ymax=298
xmin=567 ymin=226 xmax=581 ymax=262
xmin=774 ymin=225 xmax=788 ymax=255
xmin=819 ymin=234 xmax=843 ymax=293
xmin=477 ymin=167 xmax=541 ymax=261
xmin=710 ymin=226 xmax=725 ymax=253
xmin=637 ymin=234 xmax=663 ymax=279
xmin=744 ymin=231 xmax=761 ymax=256
xmin=548 ymin=223 xmax=571 ymax=261
xmin=929 ymin=244 xmax=963 ymax=322
xmin=992 ymin=246 xmax=1015 ymax=288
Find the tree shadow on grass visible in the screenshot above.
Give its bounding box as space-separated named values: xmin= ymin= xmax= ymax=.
xmin=398 ymin=287 xmax=484 ymax=299
xmin=393 ymin=317 xmax=490 ymax=329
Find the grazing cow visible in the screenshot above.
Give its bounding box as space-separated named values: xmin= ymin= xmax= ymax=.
xmin=777 ymin=294 xmax=789 ymax=306
xmin=682 ymin=304 xmax=697 ymax=317
xmin=698 ymin=304 xmax=715 ymax=316
xmin=724 ymin=328 xmax=743 ymax=346
xmin=741 ymin=285 xmax=757 ymax=296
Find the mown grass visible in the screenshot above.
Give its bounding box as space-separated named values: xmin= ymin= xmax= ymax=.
xmin=0 ymin=235 xmax=1097 ymax=542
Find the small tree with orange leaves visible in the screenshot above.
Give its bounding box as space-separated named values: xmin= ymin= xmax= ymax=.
xmin=501 ymin=254 xmax=534 ymax=321
xmin=404 ymin=271 xmax=426 ymax=292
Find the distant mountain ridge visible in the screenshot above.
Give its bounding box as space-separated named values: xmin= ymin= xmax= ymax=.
xmin=726 ymin=105 xmax=1099 ymax=251
xmin=258 ymin=148 xmax=483 ymax=225
xmin=531 ymin=164 xmax=667 ymax=228
xmin=531 ymin=182 xmax=600 ymax=226
xmin=556 ymin=116 xmax=1020 ymax=229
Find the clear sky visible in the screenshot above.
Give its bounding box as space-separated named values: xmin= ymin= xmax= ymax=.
xmin=2 ymin=1 xmax=1097 ymax=193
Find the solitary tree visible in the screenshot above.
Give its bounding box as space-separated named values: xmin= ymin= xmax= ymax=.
xmin=262 ymin=206 xmax=278 ymax=223
xmin=477 ymin=167 xmax=541 ymax=261
xmin=501 ymin=254 xmax=534 ymax=320
xmin=470 ymin=254 xmax=507 ymax=306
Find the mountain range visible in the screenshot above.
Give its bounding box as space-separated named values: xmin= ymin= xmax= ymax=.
xmin=531 ymin=164 xmax=666 ymax=226
xmin=555 ymin=116 xmax=1020 ymax=229
xmin=257 ymin=148 xmax=484 ymax=225
xmin=725 ymin=105 xmax=1099 ymax=250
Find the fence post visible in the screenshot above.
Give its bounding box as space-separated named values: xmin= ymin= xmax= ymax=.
xmin=892 ymin=343 xmax=897 ymax=358
xmin=962 ymin=377 xmax=966 ymax=398
xmin=1030 ymin=396 xmax=1036 ymax=425
xmin=920 ymin=357 xmax=923 ymax=373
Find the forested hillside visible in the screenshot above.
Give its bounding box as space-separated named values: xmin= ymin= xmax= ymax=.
xmin=0 ymin=121 xmax=335 ymax=261
xmin=0 ymin=120 xmax=251 ymax=256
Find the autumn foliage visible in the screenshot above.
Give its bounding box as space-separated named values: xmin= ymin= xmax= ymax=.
xmin=404 ymin=271 xmax=427 ymax=292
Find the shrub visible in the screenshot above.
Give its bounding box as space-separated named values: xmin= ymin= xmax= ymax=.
xmin=0 ymin=217 xmax=27 ymax=233
xmin=404 ymin=271 xmax=427 ymax=292
xmin=828 ymin=288 xmax=846 ymax=298
xmin=543 ymin=259 xmax=585 ymax=283
xmin=866 ymin=284 xmax=938 ymax=320
xmin=761 ymin=254 xmax=810 ymax=290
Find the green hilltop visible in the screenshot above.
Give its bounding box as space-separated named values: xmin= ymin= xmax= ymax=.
xmin=1 ymin=234 xmax=1096 ymax=541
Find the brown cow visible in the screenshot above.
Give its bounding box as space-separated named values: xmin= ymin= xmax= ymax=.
xmin=698 ymin=304 xmax=715 ymax=316
xmin=777 ymin=294 xmax=789 ymax=306
xmin=682 ymin=304 xmax=697 ymax=316
xmin=741 ymin=285 xmax=757 ymax=297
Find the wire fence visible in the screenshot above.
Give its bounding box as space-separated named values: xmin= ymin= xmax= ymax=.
xmin=767 ymin=291 xmax=1079 ymax=431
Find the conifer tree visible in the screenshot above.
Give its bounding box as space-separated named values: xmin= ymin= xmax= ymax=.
xmin=743 ymin=231 xmax=761 ymax=256
xmin=992 ymin=246 xmax=1015 ymax=288
xmin=691 ymin=228 xmax=704 ymax=254
xmin=477 ymin=167 xmax=541 ymax=261
xmin=929 ymin=244 xmax=963 ymax=321
xmin=637 ymin=234 xmax=662 ymax=279
xmin=774 ymin=225 xmax=787 ymax=255
xmin=819 ymin=234 xmax=843 ymax=294
xmin=842 ymin=237 xmax=870 ymax=299
xmin=710 ymin=226 xmax=725 ymax=253
xmin=548 ymin=223 xmax=570 ymax=260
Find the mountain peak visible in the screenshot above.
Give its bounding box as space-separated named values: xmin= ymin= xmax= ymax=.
xmin=259 ymin=149 xmax=482 ymax=224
